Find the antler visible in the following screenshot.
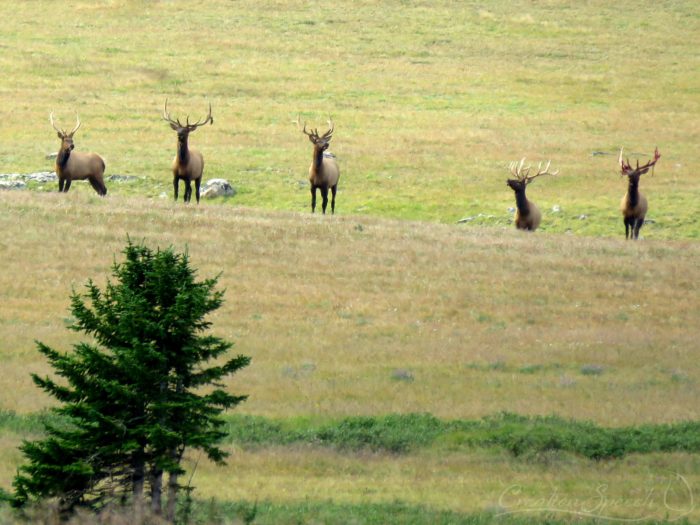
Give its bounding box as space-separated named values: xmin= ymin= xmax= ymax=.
xmin=187 ymin=101 xmax=213 ymax=129
xmin=508 ymin=158 xmax=558 ymax=184
xmin=50 ymin=112 xmax=81 ymax=137
xmin=320 ymin=116 xmax=334 ymax=140
xmin=49 ymin=111 xmax=64 ymax=135
xmin=69 ymin=114 xmax=81 ymax=136
xmin=619 ymin=147 xmax=661 ymax=177
xmin=296 ymin=114 xmax=317 ymax=140
xmin=509 ymin=158 xmax=531 ymax=180
xmin=296 ymin=114 xmax=333 ymax=143
xmin=162 ymin=99 xmax=183 ymax=129
xmin=163 ymin=100 xmax=213 ymax=131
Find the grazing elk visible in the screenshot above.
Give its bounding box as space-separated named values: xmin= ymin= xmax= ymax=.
xmin=50 ymin=112 xmax=107 ymax=196
xmin=506 ymin=158 xmax=558 ymax=231
xmin=297 ymin=116 xmax=340 ymax=214
xmin=619 ymin=147 xmax=661 ymax=240
xmin=162 ymin=100 xmax=213 ymax=203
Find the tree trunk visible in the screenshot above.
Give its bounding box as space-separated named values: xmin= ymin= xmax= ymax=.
xmin=150 ymin=468 xmax=163 ymax=515
xmin=132 ymin=454 xmax=145 ymax=521
xmin=165 ymin=469 xmax=179 ymax=522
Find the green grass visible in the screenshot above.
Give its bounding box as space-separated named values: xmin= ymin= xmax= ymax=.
xmin=5 ymin=410 xmax=700 ymax=460
xmin=1 ymin=1 xmax=698 ymax=237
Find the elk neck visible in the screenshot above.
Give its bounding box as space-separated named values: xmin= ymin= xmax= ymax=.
xmin=514 ymin=187 xmax=530 ymax=215
xmin=177 ymin=135 xmax=191 ymax=166
xmin=311 ymin=145 xmax=325 ymax=175
xmin=626 ymin=176 xmax=640 ymax=209
xmin=56 ymin=145 xmax=71 ymax=171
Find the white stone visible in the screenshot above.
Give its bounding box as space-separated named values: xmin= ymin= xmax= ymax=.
xmin=200 ymin=179 xmax=236 ymax=198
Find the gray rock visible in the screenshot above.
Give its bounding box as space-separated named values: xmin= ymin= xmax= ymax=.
xmin=108 ymin=174 xmax=139 ymax=182
xmin=26 ymin=172 xmax=57 ymax=183
xmin=0 ymin=172 xmax=57 ymax=183
xmin=0 ymin=180 xmax=27 ymax=190
xmin=551 ymin=205 xmax=561 ymax=213
xmin=200 ymin=179 xmax=236 ymax=198
xmin=46 ymin=152 xmax=58 ymax=160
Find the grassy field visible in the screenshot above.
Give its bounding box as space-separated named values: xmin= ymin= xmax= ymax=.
xmin=1 ymin=1 xmax=699 ymax=237
xmin=0 ymin=192 xmax=699 ymax=522
xmin=1 ymin=1 xmax=699 ymax=523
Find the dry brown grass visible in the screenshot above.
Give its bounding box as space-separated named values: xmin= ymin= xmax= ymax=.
xmin=0 ymin=191 xmax=698 ymax=425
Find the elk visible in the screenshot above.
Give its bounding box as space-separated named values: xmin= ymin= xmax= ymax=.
xmin=619 ymin=147 xmax=660 ymax=240
xmin=162 ymin=100 xmax=213 ymax=203
xmin=297 ymin=116 xmax=340 ymax=214
xmin=50 ymin=112 xmax=107 ymax=196
xmin=506 ymin=158 xmax=558 ymax=231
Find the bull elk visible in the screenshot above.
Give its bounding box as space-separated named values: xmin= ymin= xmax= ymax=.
xmin=506 ymin=159 xmax=558 ymax=231
xmin=297 ymin=116 xmax=340 ymax=214
xmin=619 ymin=147 xmax=661 ymax=240
xmin=50 ymin=112 xmax=107 ymax=196
xmin=162 ymin=100 xmax=213 ymax=203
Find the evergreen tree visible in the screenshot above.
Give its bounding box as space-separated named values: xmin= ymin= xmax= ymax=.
xmin=14 ymin=240 xmax=250 ymax=521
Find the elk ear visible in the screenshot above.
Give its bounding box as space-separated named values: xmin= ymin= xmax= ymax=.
xmin=57 ymin=132 xmax=63 ymax=139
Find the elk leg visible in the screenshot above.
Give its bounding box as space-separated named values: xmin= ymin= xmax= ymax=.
xmin=330 ymin=185 xmax=337 ymax=215
xmin=633 ymin=218 xmax=644 ymax=240
xmin=624 ymin=218 xmax=632 ymax=239
xmin=88 ymin=177 xmax=102 ymax=196
xmin=195 ymin=178 xmax=201 ymax=204
xmin=310 ymin=186 xmax=317 ymax=213
xmin=184 ymin=180 xmax=192 ymax=203
xmin=63 ymin=179 xmax=72 ymax=193
xmin=320 ymin=187 xmax=329 ymax=214
xmin=58 ymin=178 xmax=65 ymax=192
xmin=173 ymin=177 xmax=180 ymax=201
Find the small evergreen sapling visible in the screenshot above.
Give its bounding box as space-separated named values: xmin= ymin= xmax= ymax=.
xmin=13 ymin=240 xmax=250 ymax=521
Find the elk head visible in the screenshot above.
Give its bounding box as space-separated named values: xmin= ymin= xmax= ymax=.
xmin=50 ymin=111 xmax=81 ymax=153
xmin=296 ymin=115 xmax=334 ymax=152
xmin=619 ymin=147 xmax=660 ymax=182
xmin=506 ymin=158 xmax=558 ymax=191
xmin=162 ymin=99 xmax=213 ymax=144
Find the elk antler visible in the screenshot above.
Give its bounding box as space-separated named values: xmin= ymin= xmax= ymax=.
xmin=68 ymin=114 xmax=81 ymax=136
xmin=50 ymin=112 xmax=81 ymax=137
xmin=162 ymin=99 xmax=183 ymax=129
xmin=508 ymin=158 xmax=558 ymax=184
xmin=509 ymin=158 xmax=531 ymax=180
xmin=528 ymin=160 xmax=558 ymax=183
xmin=296 ymin=114 xmax=316 ymax=139
xmin=297 ymin=114 xmax=333 ymax=143
xmin=619 ymin=147 xmax=661 ymax=177
xmin=187 ymin=101 xmax=213 ymax=130
xmin=320 ymin=116 xmax=334 ymax=140
xmin=49 ymin=111 xmax=64 ymax=135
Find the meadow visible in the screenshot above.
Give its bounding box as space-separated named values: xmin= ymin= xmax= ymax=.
xmin=1 ymin=1 xmax=699 ymax=523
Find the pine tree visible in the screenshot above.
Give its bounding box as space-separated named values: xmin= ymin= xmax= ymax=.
xmin=13 ymin=240 xmax=250 ymax=521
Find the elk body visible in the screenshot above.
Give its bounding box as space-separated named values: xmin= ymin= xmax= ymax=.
xmin=506 ymin=159 xmax=558 ymax=231
xmin=619 ymin=147 xmax=660 ymax=240
xmin=162 ymin=100 xmax=213 ymax=203
xmin=297 ymin=116 xmax=340 ymax=214
xmin=50 ymin=112 xmax=107 ymax=196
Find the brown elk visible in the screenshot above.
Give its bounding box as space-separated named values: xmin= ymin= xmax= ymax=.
xmin=297 ymin=116 xmax=340 ymax=214
xmin=162 ymin=100 xmax=213 ymax=203
xmin=619 ymin=147 xmax=660 ymax=240
xmin=506 ymin=159 xmax=558 ymax=231
xmin=50 ymin=112 xmax=107 ymax=196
